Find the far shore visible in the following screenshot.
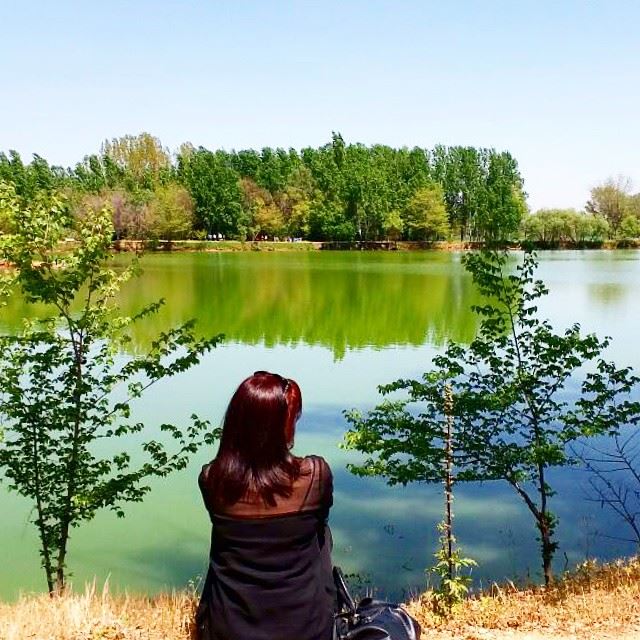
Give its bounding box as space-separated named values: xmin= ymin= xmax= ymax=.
xmin=1 ymin=239 xmax=637 ymax=271
xmin=112 ymin=238 xmax=640 ymax=253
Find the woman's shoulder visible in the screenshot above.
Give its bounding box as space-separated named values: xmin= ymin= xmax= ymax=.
xmin=198 ymin=461 xmax=215 ymax=494
xmin=302 ymin=454 xmax=331 ymax=469
xmin=199 ymin=461 xmax=213 ymax=479
xmin=300 ymin=455 xmax=332 ymax=480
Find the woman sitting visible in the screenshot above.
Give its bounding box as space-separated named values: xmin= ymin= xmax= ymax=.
xmin=197 ymin=371 xmax=335 ymax=640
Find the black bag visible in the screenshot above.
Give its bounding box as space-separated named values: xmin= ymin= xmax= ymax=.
xmin=333 ymin=567 xmax=421 ymax=640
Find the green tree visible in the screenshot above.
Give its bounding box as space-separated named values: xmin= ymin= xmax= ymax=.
xmin=3 ymin=135 xmax=533 ymax=243
xmin=0 ymin=183 xmax=222 ymax=593
xmin=240 ymin=178 xmax=285 ymax=240
xmin=342 ymin=143 xmax=394 ymax=240
xmin=302 ymin=138 xmax=354 ymax=241
xmin=619 ymin=214 xmax=640 ymax=241
xmin=0 ymin=151 xmax=69 ymax=199
xmin=344 ymin=250 xmax=639 ymax=586
xmin=522 ymin=209 xmax=576 ymax=244
xmin=573 ymin=212 xmax=609 ymax=244
xmin=522 ymin=210 xmax=609 ymax=245
xmin=382 ymin=210 xmax=404 ymax=240
xmin=404 ymin=183 xmax=450 ymax=240
xmin=307 ymin=197 xmax=356 ymax=241
xmin=147 ymin=183 xmax=195 ymax=241
xmin=255 ymin=147 xmax=300 ymax=194
xmin=430 ymin=385 xmax=476 ymax=615
xmin=277 ymin=166 xmax=316 ymax=238
xmin=478 ymin=152 xmax=526 ymax=241
xmin=586 ymin=176 xmax=633 ymax=233
xmin=628 ymin=193 xmax=640 ymax=218
xmin=177 ymin=148 xmax=243 ymax=238
xmin=432 ymin=146 xmax=475 ymax=241
xmin=101 ymin=133 xmax=171 ymax=189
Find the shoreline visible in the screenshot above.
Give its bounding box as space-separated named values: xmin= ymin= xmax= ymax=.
xmin=2 ymin=241 xmax=638 ymax=267
xmin=2 ymin=557 xmax=639 ymax=640
xmin=112 ymin=239 xmax=640 ymax=253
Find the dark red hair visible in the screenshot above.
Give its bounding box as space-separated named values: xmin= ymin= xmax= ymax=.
xmin=284 ymin=378 xmax=302 ymax=446
xmin=209 ymin=371 xmax=303 ymax=507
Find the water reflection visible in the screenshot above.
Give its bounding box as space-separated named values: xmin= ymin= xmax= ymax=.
xmin=0 ymin=252 xmax=482 ymax=357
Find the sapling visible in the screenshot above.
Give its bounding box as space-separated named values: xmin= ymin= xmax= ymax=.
xmin=344 ymin=249 xmax=639 ymax=585
xmin=0 ymin=183 xmax=222 ymax=593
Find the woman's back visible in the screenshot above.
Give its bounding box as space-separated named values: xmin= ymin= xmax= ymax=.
xmin=198 ymin=455 xmax=335 ymax=640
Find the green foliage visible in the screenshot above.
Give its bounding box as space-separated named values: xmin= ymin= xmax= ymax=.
xmin=586 ymin=176 xmax=635 ymax=232
xmin=0 ymin=151 xmax=69 ymax=199
xmin=430 ymin=522 xmax=477 ymax=615
xmin=522 ymin=209 xmax=609 ymax=245
xmin=382 ymin=210 xmax=404 ymax=240
xmin=619 ymin=213 xmax=640 ymax=240
xmin=146 ymin=183 xmax=194 ymax=241
xmin=0 ymin=182 xmax=222 ymax=593
xmin=100 ymin=133 xmax=172 ymax=190
xmin=239 ymin=178 xmax=285 ymax=240
xmin=2 ymin=133 xmax=529 ymax=244
xmin=431 ymin=146 xmax=526 ymax=241
xmin=177 ymin=148 xmax=244 ymax=238
xmin=478 ymin=152 xmax=527 ymax=241
xmin=404 ymin=183 xmax=450 ymax=240
xmin=344 ymin=250 xmax=640 ymax=585
xmin=278 ymin=165 xmax=315 ymax=238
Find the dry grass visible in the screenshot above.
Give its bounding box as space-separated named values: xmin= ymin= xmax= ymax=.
xmin=406 ymin=556 xmax=640 ymax=639
xmin=2 ymin=558 xmax=639 ymax=640
xmin=0 ymin=582 xmax=197 ymax=640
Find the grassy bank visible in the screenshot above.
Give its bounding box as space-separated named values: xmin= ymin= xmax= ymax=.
xmin=2 ymin=557 xmax=639 ymax=640
xmin=0 ymin=585 xmax=197 ymax=640
xmin=111 ymin=239 xmax=640 ymax=253
xmin=113 ymin=239 xmax=322 ymax=252
xmin=406 ymin=557 xmax=640 ymax=639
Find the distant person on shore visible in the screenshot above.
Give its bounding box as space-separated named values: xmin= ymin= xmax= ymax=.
xmin=197 ymin=371 xmax=335 ymax=640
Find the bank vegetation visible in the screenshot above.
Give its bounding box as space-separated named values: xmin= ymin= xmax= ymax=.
xmin=1 ymin=557 xmax=639 ymax=640
xmin=3 ymin=134 xmax=640 ymax=250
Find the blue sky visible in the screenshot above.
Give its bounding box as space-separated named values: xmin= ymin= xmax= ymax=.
xmin=1 ymin=1 xmax=638 ymax=210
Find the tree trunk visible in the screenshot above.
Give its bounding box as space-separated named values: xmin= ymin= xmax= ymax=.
xmin=508 ymin=477 xmax=556 ymax=587
xmin=538 ymin=512 xmax=554 ymax=587
xmin=537 ymin=462 xmax=555 ymax=586
xmin=38 ymin=528 xmax=55 ymax=594
xmin=55 ymin=560 xmax=66 ymax=593
xmin=444 ymin=385 xmax=455 ymax=582
xmin=55 ymin=525 xmax=69 ymax=594
xmin=54 ymin=326 xmax=84 ymax=595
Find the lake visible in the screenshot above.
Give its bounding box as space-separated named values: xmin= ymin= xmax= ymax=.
xmin=1 ymin=250 xmax=639 ymax=600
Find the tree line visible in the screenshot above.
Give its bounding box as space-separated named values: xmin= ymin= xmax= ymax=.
xmin=522 ymin=176 xmax=640 ymax=245
xmin=3 ymin=133 xmax=639 ymax=246
xmin=0 ymin=132 xmax=526 ymax=243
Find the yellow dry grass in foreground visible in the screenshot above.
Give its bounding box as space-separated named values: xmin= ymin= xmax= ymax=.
xmin=406 ymin=557 xmax=640 ymax=639
xmin=0 ymin=583 xmax=197 ymax=640
xmin=1 ymin=558 xmax=639 ymax=640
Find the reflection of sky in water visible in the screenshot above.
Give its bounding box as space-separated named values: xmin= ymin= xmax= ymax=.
xmin=1 ymin=251 xmax=640 ymax=600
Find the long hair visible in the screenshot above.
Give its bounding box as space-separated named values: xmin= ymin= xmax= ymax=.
xmin=209 ymin=371 xmax=303 ymax=507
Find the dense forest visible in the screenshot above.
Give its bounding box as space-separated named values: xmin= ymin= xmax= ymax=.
xmin=1 ymin=132 xmax=639 ymax=243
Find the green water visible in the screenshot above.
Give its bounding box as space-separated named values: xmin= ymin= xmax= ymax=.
xmin=1 ymin=250 xmax=639 ymax=599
